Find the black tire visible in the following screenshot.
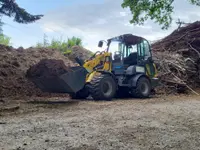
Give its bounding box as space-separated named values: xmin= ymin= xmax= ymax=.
xmin=131 ymin=76 xmax=151 ymax=98
xmin=89 ymin=74 xmax=117 ymax=100
xmin=70 ymin=86 xmax=89 ymax=99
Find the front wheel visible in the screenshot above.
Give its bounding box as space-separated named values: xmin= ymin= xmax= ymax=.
xmin=131 ymin=77 xmax=151 ymax=98
xmin=89 ymin=74 xmax=117 ymax=100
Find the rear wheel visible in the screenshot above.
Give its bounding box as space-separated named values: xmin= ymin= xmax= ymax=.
xmin=89 ymin=74 xmax=117 ymax=100
xmin=131 ymin=77 xmax=151 ymax=98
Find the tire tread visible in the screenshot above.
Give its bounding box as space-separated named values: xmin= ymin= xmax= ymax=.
xmin=131 ymin=77 xmax=151 ymax=98
xmin=89 ymin=74 xmax=116 ymax=100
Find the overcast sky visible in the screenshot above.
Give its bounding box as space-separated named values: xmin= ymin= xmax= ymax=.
xmin=2 ymin=0 xmax=200 ymax=51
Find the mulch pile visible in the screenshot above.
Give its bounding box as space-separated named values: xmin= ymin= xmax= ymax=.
xmin=66 ymin=45 xmax=92 ymax=61
xmin=0 ymin=45 xmax=73 ymax=98
xmin=26 ymin=59 xmax=71 ymax=79
xmin=152 ymin=21 xmax=200 ymax=94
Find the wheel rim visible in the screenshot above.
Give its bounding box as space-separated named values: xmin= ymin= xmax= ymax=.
xmin=140 ymin=82 xmax=149 ymax=95
xmin=102 ymin=81 xmax=112 ymax=97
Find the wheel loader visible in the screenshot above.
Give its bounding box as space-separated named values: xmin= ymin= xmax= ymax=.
xmin=31 ymin=34 xmax=159 ymax=100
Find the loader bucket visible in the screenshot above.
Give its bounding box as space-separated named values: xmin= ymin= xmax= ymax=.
xmin=30 ymin=66 xmax=88 ymax=94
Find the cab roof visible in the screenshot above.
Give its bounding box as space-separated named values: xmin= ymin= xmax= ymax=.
xmin=108 ymin=34 xmax=146 ymax=45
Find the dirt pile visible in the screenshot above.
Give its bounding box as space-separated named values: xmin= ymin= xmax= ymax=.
xmin=0 ymin=45 xmax=73 ymax=98
xmin=66 ymin=46 xmax=92 ymax=61
xmin=26 ymin=59 xmax=71 ymax=79
xmin=152 ymin=21 xmax=200 ymax=94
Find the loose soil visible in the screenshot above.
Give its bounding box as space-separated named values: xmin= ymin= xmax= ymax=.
xmin=0 ymin=45 xmax=74 ymax=98
xmin=26 ymin=59 xmax=71 ymax=78
xmin=0 ymin=95 xmax=200 ymax=150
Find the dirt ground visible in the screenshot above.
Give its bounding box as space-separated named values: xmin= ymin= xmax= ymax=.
xmin=0 ymin=94 xmax=200 ymax=150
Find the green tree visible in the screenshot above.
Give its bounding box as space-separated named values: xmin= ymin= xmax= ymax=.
xmin=121 ymin=0 xmax=200 ymax=29
xmin=35 ymin=35 xmax=83 ymax=54
xmin=0 ymin=33 xmax=11 ymax=46
xmin=0 ymin=0 xmax=43 ymax=45
xmin=48 ymin=38 xmax=68 ymax=53
xmin=66 ymin=36 xmax=82 ymax=48
xmin=0 ymin=0 xmax=43 ymax=24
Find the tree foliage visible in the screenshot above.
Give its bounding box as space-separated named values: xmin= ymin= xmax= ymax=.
xmin=121 ymin=0 xmax=200 ymax=29
xmin=0 ymin=33 xmax=11 ymax=46
xmin=0 ymin=0 xmax=43 ymax=23
xmin=36 ymin=35 xmax=83 ymax=54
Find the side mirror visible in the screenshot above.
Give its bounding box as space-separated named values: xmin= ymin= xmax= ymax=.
xmin=98 ymin=41 xmax=103 ymax=47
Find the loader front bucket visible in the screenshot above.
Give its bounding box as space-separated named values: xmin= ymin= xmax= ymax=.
xmin=30 ymin=66 xmax=88 ymax=94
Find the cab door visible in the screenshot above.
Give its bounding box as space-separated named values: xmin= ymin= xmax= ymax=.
xmin=137 ymin=39 xmax=158 ymax=78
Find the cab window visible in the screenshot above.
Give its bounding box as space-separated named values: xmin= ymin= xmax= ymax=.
xmin=138 ymin=40 xmax=151 ymax=59
xmin=143 ymin=40 xmax=151 ymax=58
xmin=127 ymin=44 xmax=137 ymax=56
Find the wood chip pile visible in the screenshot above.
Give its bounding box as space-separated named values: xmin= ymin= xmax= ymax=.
xmin=152 ymin=21 xmax=200 ymax=94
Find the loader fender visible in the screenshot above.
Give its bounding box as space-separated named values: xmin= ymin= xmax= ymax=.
xmin=86 ymin=70 xmax=116 ymax=83
xmin=97 ymin=70 xmax=117 ymax=81
xmin=86 ymin=71 xmax=100 ymax=83
xmin=130 ymin=74 xmax=150 ymax=87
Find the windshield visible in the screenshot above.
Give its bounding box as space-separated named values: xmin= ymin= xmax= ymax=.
xmin=108 ymin=40 xmax=124 ymax=59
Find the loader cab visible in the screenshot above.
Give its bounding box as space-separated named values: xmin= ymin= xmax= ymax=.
xmin=98 ymin=34 xmax=156 ymax=77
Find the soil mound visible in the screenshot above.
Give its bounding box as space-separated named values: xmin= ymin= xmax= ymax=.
xmin=0 ymin=45 xmax=73 ymax=98
xmin=66 ymin=46 xmax=92 ymax=61
xmin=152 ymin=21 xmax=200 ymax=94
xmin=26 ymin=59 xmax=70 ymax=79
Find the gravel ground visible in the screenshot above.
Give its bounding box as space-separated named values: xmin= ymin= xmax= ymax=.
xmin=0 ymin=95 xmax=200 ymax=150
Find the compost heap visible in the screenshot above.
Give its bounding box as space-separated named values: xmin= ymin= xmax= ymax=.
xmin=0 ymin=45 xmax=73 ymax=98
xmin=26 ymin=59 xmax=71 ymax=79
xmin=152 ymin=21 xmax=200 ymax=94
xmin=67 ymin=45 xmax=92 ymax=61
